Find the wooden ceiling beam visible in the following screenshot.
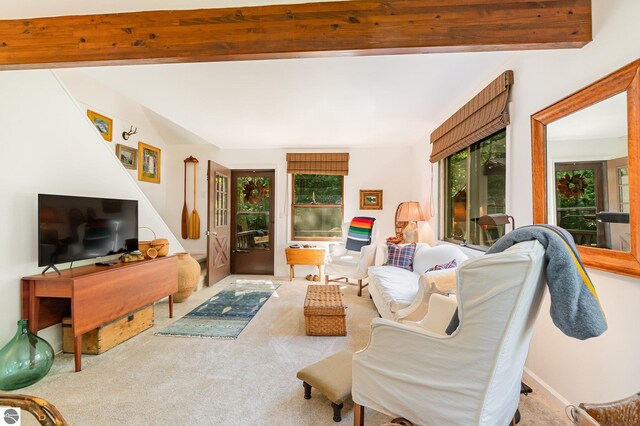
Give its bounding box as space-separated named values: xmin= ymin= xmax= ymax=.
xmin=0 ymin=0 xmax=592 ymax=70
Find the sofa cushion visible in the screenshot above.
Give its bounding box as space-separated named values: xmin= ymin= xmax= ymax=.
xmin=369 ymin=266 xmax=420 ymax=313
xmin=383 ymin=242 xmax=416 ymax=271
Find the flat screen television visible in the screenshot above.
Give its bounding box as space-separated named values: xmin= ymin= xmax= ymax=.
xmin=38 ymin=194 xmax=138 ymax=268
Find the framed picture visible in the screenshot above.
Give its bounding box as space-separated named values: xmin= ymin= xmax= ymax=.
xmin=360 ymin=189 xmax=383 ymax=210
xmin=87 ymin=109 xmax=113 ymax=142
xmin=116 ymin=144 xmax=137 ymax=170
xmin=138 ymin=142 xmax=161 ymax=184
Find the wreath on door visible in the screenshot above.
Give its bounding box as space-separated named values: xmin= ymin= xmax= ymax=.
xmin=557 ymin=173 xmax=587 ymax=199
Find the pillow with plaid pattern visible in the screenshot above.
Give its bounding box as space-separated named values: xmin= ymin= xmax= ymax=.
xmin=425 ymin=259 xmax=458 ymax=273
xmin=383 ymin=242 xmax=416 ymax=271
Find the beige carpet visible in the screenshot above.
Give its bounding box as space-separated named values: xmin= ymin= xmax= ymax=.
xmin=13 ymin=276 xmax=569 ymax=425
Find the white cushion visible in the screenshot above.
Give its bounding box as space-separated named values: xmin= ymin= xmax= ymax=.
xmin=413 ymin=244 xmax=469 ymax=275
xmin=368 ymin=266 xmax=419 ymax=313
xmin=419 ymin=268 xmax=457 ymax=301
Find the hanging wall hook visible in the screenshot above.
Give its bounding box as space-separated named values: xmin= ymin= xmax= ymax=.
xmin=122 ymin=126 xmax=138 ymax=140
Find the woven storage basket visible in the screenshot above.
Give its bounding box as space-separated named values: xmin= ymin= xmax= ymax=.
xmin=304 ymin=285 xmax=346 ymax=336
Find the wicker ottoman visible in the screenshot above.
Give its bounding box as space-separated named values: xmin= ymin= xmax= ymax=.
xmin=304 ymin=285 xmax=346 ymax=336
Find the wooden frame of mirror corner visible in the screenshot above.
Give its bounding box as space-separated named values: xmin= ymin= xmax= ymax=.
xmin=531 ymin=58 xmax=640 ymax=277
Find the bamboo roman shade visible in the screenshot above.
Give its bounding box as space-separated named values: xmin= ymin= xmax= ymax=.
xmin=286 ymin=153 xmax=349 ymax=175
xmin=429 ymin=71 xmax=514 ymax=163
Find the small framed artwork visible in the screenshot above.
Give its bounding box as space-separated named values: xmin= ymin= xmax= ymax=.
xmin=87 ymin=109 xmax=113 ymax=142
xmin=138 ymin=142 xmax=161 ymax=184
xmin=116 ymin=144 xmax=137 ymax=170
xmin=360 ymin=189 xmax=383 ymax=210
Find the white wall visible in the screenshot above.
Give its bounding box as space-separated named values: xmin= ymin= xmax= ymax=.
xmin=441 ymin=0 xmax=640 ymax=408
xmin=0 ymin=70 xmax=184 ymax=350
xmin=54 ymin=70 xmax=170 ymax=221
xmin=164 ymin=146 xmax=419 ymax=277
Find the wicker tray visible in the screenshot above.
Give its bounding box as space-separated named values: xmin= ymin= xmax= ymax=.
xmin=304 ymin=285 xmax=346 ymax=336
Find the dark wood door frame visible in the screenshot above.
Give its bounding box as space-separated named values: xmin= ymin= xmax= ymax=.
xmin=0 ymin=1 xmax=592 ymax=70
xmin=230 ymin=170 xmax=275 ymax=275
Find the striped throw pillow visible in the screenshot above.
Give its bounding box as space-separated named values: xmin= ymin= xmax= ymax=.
xmin=345 ymin=217 xmax=376 ymax=251
xmin=383 ymin=242 xmax=416 ymax=271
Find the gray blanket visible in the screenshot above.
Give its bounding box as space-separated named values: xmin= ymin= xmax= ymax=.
xmin=486 ymin=225 xmax=607 ymax=340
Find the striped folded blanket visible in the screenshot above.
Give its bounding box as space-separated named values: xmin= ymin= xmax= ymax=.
xmin=345 ymin=217 xmax=376 ymax=252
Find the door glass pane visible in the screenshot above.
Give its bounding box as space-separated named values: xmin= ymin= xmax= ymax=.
xmin=236 ymin=177 xmax=270 ymax=250
xmin=215 ymin=174 xmax=228 ymax=228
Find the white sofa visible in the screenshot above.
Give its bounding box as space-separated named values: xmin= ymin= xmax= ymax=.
xmin=368 ymin=243 xmax=469 ymax=322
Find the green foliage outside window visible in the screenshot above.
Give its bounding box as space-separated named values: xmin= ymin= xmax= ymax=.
xmin=292 ymin=174 xmax=343 ymax=240
xmin=444 ymin=130 xmax=507 ymax=247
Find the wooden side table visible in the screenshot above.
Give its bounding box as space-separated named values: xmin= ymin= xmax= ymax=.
xmin=285 ymin=248 xmax=326 ymax=281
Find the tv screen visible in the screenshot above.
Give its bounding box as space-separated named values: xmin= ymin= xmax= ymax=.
xmin=38 ymin=194 xmax=138 ymax=267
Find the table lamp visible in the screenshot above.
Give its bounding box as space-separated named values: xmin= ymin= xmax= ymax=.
xmin=398 ymin=201 xmax=425 ymax=244
xmin=477 ymin=213 xmax=515 ymax=230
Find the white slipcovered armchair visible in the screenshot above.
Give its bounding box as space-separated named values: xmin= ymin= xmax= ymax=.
xmin=352 ymin=240 xmax=547 ymax=425
xmin=324 ymin=221 xmax=378 ymax=296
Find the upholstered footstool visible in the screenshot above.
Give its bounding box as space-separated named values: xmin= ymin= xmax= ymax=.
xmin=296 ymin=350 xmax=354 ymax=422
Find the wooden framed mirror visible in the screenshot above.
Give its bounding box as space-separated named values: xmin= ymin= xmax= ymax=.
xmin=532 ymin=59 xmax=640 ymax=277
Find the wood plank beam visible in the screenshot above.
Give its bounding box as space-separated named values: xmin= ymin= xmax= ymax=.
xmin=0 ymin=0 xmax=592 ymax=70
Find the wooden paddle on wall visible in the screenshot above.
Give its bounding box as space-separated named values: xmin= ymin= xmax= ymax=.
xmin=188 ymin=157 xmax=200 ymax=239
xmin=181 ymin=158 xmax=189 ymax=239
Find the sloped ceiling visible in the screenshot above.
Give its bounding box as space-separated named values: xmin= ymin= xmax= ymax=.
xmin=4 ymin=1 xmax=514 ymax=150
xmin=74 ymin=51 xmax=512 ymax=149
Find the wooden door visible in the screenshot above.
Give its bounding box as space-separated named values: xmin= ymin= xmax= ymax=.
xmin=206 ymin=160 xmax=231 ymax=286
xmin=230 ymin=170 xmax=275 ymax=275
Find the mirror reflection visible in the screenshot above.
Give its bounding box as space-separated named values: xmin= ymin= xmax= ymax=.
xmin=546 ymin=92 xmax=630 ymax=251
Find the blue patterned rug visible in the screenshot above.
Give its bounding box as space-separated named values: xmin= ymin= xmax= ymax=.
xmin=156 ymin=280 xmax=280 ymax=339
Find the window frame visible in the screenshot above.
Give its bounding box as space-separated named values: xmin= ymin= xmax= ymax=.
xmin=290 ymin=173 xmax=344 ymax=241
xmin=439 ymin=129 xmax=508 ymax=251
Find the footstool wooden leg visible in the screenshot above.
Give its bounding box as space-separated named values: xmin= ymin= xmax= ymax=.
xmin=332 ymin=402 xmax=344 ymax=422
xmin=354 ymin=402 xmax=364 ymax=426
xmin=303 ymin=381 xmax=312 ymax=400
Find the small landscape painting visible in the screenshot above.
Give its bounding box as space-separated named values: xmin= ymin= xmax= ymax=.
xmin=360 ymin=189 xmax=383 ymax=210
xmin=138 ymin=142 xmax=161 ymax=184
xmin=87 ymin=109 xmax=113 ymax=142
xmin=116 ymin=144 xmax=137 ymax=170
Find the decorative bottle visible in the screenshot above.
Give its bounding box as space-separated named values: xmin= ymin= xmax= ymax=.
xmin=0 ymin=319 xmax=54 ymax=391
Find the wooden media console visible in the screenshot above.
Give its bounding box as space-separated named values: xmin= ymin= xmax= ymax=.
xmin=21 ymin=256 xmax=178 ymax=372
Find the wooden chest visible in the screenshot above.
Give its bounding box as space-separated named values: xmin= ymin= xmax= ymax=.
xmin=62 ymin=305 xmax=154 ymax=355
xmin=304 ymin=285 xmax=346 ymax=336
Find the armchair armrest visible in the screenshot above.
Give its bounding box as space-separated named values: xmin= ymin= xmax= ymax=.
xmin=404 ymin=294 xmax=458 ymax=334
xmin=352 ymin=318 xmax=484 ymax=425
xmin=356 ymin=244 xmax=377 ymax=277
xmin=328 ymin=242 xmax=347 ymax=258
xmin=396 ymin=268 xmax=457 ymax=322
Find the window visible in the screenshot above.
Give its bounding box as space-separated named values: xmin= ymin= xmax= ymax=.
xmin=292 ymin=174 xmax=343 ymax=240
xmin=443 ymin=130 xmax=506 ymax=248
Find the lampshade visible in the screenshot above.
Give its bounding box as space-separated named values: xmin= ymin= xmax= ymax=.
xmin=397 ymin=202 xmax=425 ymax=222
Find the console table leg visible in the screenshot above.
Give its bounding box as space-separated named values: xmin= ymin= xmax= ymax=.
xmin=289 ymin=265 xmax=294 ymax=281
xmin=169 ymin=295 xmax=174 ymax=319
xmin=74 ymin=335 xmax=82 ymax=372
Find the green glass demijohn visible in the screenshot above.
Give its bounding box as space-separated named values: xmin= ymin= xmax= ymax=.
xmin=0 ymin=319 xmax=54 ymax=391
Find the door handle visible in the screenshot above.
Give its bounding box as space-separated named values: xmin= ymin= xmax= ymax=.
xmin=206 ymin=231 xmax=218 ymax=236
xmin=232 ymin=249 xmax=250 ymax=253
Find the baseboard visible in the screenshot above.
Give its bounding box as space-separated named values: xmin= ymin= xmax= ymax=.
xmin=522 ymin=367 xmax=571 ymax=415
